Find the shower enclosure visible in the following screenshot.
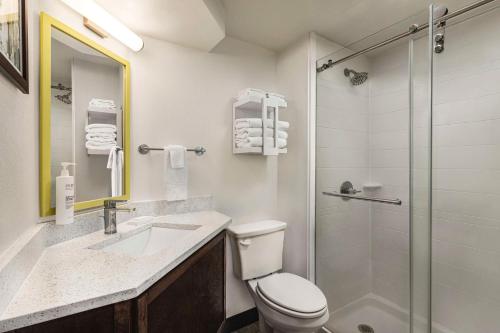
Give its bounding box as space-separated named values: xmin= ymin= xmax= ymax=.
xmin=314 ymin=1 xmax=500 ymax=332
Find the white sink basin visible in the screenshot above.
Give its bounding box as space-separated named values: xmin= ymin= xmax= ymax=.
xmin=94 ymin=224 xmax=201 ymax=257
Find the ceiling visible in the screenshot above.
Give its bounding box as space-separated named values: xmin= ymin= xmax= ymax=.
xmin=95 ymin=0 xmax=481 ymax=52
xmin=222 ymin=0 xmax=477 ymax=51
xmin=95 ymin=0 xmax=226 ymax=51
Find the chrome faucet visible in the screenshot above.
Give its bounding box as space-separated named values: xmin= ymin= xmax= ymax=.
xmin=103 ymin=200 xmax=135 ymax=234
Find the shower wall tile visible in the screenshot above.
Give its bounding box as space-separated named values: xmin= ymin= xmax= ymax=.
xmin=317 ymin=126 xmax=368 ymax=149
xmin=316 ymin=106 xmax=368 ymax=130
xmin=434 ymin=145 xmax=500 ymax=170
xmin=370 ymin=88 xmax=408 ymax=114
xmin=371 ymin=148 xmax=410 ymax=169
xmin=370 ymin=109 xmax=409 ymax=133
xmin=368 ymin=38 xmax=411 ymax=316
xmin=370 ymin=130 xmax=408 ymax=149
xmin=316 ymin=52 xmax=371 ymax=313
xmin=429 ymin=18 xmax=500 ymax=325
xmin=317 ymin=147 xmax=369 ymax=168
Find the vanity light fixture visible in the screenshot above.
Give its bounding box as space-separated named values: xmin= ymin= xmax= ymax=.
xmin=60 ymin=0 xmax=144 ymax=51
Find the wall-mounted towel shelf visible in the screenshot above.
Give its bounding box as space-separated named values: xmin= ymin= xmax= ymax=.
xmin=138 ymin=144 xmax=206 ymax=156
xmin=233 ymin=94 xmax=288 ymax=156
xmin=87 ymin=146 xmax=122 ymax=156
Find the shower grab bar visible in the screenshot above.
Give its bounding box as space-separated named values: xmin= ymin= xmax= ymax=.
xmin=322 ymin=191 xmax=402 ymax=206
xmin=322 ymin=180 xmax=402 ymax=205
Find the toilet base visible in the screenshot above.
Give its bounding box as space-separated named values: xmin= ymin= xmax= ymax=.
xmin=246 ymin=278 xmax=329 ymax=333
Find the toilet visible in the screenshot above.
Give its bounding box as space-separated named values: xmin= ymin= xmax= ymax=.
xmin=228 ymin=220 xmax=329 ymax=333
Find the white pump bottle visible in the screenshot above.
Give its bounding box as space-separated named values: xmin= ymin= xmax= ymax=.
xmin=56 ymin=162 xmax=76 ymax=225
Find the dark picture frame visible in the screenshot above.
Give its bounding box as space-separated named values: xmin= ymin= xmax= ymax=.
xmin=0 ymin=0 xmax=28 ymax=93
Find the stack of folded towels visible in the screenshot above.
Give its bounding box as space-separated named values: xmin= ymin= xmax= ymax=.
xmin=85 ymin=123 xmax=117 ymax=151
xmin=85 ymin=98 xmax=118 ymax=152
xmin=235 ymin=89 xmax=289 ymax=149
xmin=88 ymin=98 xmax=116 ymax=112
xmin=235 ymin=118 xmax=289 ymax=148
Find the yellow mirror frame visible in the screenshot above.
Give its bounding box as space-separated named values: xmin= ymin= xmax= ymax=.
xmin=39 ymin=12 xmax=130 ymax=217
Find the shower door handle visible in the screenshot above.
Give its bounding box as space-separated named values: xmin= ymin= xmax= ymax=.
xmin=322 ymin=191 xmax=402 ymax=205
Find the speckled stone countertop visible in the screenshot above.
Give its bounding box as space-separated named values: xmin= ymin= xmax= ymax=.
xmin=0 ymin=211 xmax=231 ymax=332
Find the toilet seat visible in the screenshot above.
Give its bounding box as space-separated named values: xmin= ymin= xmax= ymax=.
xmin=255 ymin=273 xmax=327 ymax=319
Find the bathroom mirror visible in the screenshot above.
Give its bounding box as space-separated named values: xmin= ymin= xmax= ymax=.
xmin=39 ymin=13 xmax=130 ymax=217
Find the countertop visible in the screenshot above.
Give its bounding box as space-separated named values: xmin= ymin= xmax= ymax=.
xmin=0 ymin=211 xmax=231 ymax=332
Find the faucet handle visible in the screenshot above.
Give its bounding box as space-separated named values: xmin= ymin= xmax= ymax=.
xmin=104 ymin=199 xmax=127 ymax=209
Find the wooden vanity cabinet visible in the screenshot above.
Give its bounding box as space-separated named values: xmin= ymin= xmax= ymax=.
xmin=9 ymin=231 xmax=226 ymax=333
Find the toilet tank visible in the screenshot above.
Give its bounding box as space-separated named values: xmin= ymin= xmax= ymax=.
xmin=227 ymin=220 xmax=287 ymax=280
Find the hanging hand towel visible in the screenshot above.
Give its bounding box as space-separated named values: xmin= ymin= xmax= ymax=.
xmin=107 ymin=147 xmax=123 ymax=197
xmin=164 ymin=146 xmax=188 ymax=201
xmin=167 ymin=145 xmax=186 ymax=169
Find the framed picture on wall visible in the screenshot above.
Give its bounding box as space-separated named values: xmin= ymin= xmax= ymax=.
xmin=0 ymin=0 xmax=28 ymax=93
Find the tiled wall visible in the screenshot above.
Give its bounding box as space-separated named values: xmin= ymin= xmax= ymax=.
xmin=369 ymin=8 xmax=500 ymax=332
xmin=316 ymin=51 xmax=372 ymax=311
xmin=430 ymin=9 xmax=500 ymax=333
xmin=316 ymin=7 xmax=500 ymax=331
xmin=368 ymin=43 xmax=411 ymax=310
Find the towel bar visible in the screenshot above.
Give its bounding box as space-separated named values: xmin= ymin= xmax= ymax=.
xmin=138 ymin=144 xmax=206 ymax=156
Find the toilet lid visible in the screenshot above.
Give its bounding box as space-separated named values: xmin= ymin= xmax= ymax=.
xmin=257 ymin=273 xmax=327 ymax=314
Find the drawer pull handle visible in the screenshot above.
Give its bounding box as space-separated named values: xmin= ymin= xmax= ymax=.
xmin=239 ymin=239 xmax=252 ymax=246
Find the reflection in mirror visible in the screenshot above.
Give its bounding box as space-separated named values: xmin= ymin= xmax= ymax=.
xmin=50 ymin=28 xmax=124 ymax=208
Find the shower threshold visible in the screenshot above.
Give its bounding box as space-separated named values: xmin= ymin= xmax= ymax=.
xmin=324 ymin=294 xmax=453 ymax=333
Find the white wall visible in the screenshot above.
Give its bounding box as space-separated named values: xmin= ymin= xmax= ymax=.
xmin=275 ymin=36 xmax=310 ymax=278
xmin=125 ymin=35 xmax=280 ymax=317
xmin=0 ymin=1 xmax=39 ymax=254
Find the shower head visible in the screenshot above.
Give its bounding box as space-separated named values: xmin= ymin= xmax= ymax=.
xmin=344 ymin=68 xmax=368 ymax=86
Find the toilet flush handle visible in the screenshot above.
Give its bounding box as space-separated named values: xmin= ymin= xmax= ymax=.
xmin=239 ymin=239 xmax=252 ymax=246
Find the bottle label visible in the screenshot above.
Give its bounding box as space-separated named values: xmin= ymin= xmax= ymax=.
xmin=65 ymin=183 xmax=74 ymax=209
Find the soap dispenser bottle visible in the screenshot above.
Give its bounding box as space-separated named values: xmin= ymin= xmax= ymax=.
xmin=56 ymin=162 xmax=76 ymax=225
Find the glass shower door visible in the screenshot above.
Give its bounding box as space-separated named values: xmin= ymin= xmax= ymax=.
xmin=315 ymin=22 xmax=418 ymax=332
xmin=430 ymin=3 xmax=500 ymax=332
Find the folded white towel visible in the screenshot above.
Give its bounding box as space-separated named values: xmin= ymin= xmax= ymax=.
xmin=89 ymin=98 xmax=116 ymax=107
xmin=86 ymin=133 xmax=116 ymax=141
xmin=85 ymin=141 xmax=116 ymax=149
xmin=86 ymin=123 xmax=117 ymax=131
xmin=236 ymin=137 xmax=287 ymax=148
xmin=235 ymin=128 xmax=288 ymax=139
xmin=235 ymin=118 xmax=290 ymax=130
xmin=164 ymin=146 xmax=188 ymax=201
xmin=166 ymin=145 xmax=186 ymax=169
xmin=86 ymin=128 xmax=117 ymax=134
xmin=87 ymin=138 xmax=117 ymax=145
xmin=88 ymin=105 xmax=116 ymax=113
